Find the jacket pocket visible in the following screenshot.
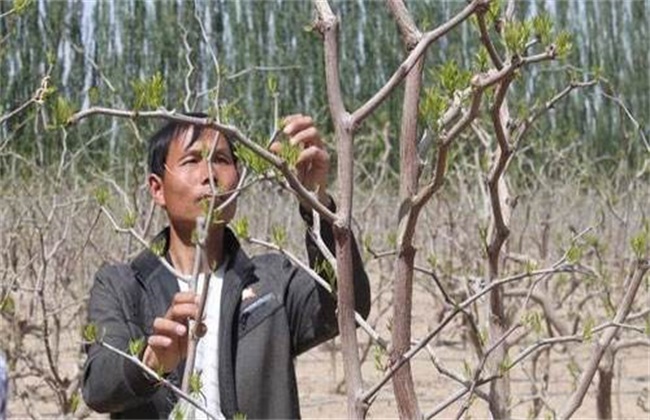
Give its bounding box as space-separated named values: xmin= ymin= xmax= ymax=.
xmin=238 ymin=293 xmax=281 ymax=338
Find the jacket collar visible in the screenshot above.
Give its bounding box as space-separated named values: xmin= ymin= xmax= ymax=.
xmin=129 ymin=227 xmax=255 ymax=290
xmin=129 ymin=226 xmax=254 ymax=416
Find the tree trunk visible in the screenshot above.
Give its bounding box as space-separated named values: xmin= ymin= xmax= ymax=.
xmin=596 ymin=347 xmax=615 ymax=419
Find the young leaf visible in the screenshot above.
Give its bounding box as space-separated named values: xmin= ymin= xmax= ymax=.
xmin=499 ymin=355 xmax=513 ymax=375
xmin=232 ymin=218 xmax=250 ymax=239
xmin=14 ymin=0 xmax=33 ymax=15
xmin=189 ymin=370 xmax=203 ymax=396
xmin=555 ymin=31 xmax=573 ymax=58
xmin=271 ymin=225 xmax=287 ymax=248
xmin=1 ymin=295 xmax=15 ymax=316
xmin=93 ymin=186 xmax=110 ymax=206
xmin=171 ymin=404 xmax=185 ymax=420
xmin=128 ymin=337 xmax=146 ymax=356
xmin=123 ymin=211 xmax=137 ymax=229
xmin=373 ymin=344 xmax=386 ymax=372
xmin=52 ymin=96 xmax=75 ymax=127
xmin=267 ymin=76 xmax=278 ymax=95
xmin=565 ymin=243 xmax=582 ymax=264
xmin=582 ymin=316 xmax=595 ymax=341
xmin=150 ymin=236 xmax=167 ymax=257
xmin=131 ymin=72 xmax=165 ymax=110
xmin=82 ymin=323 xmax=99 ymax=342
xmin=69 ymin=391 xmax=80 ymax=414
xmin=532 ymin=13 xmax=553 ymax=45
xmin=234 ymin=143 xmax=271 ymax=175
xmin=279 ymin=142 xmax=301 ymax=168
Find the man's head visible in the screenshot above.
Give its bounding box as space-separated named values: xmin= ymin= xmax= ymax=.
xmin=148 ymin=113 xmax=237 ymax=178
xmin=147 ymin=115 xmax=239 ymax=233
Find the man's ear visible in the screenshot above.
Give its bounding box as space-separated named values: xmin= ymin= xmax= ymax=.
xmin=148 ymin=173 xmax=166 ymax=207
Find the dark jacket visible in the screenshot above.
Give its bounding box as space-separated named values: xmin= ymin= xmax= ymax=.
xmin=82 ymin=219 xmax=370 ymax=419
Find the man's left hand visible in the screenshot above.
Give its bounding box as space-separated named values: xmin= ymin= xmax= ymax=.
xmin=270 ymin=114 xmax=330 ymax=204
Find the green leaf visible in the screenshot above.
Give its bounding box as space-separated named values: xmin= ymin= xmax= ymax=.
xmin=279 ymin=142 xmax=301 ymax=168
xmin=82 ymin=323 xmax=99 ymax=342
xmin=189 ymin=371 xmax=203 ymax=396
xmin=93 ymin=186 xmax=110 ymax=206
xmin=525 ymin=259 xmax=538 ymax=275
xmin=462 ymin=360 xmax=472 ymax=380
xmin=483 ymin=0 xmax=501 ymax=24
xmin=387 ymin=232 xmax=397 ymax=248
xmin=131 ymin=72 xmax=165 ymax=110
xmin=271 ymin=225 xmax=287 ymax=248
xmin=555 ymin=31 xmax=573 ymax=58
xmin=171 ymin=404 xmax=185 ymax=420
xmin=523 ymin=311 xmax=543 ymax=335
xmin=499 ymin=355 xmax=513 ymax=375
xmin=88 ymin=86 xmax=101 ymax=105
xmin=420 ymin=87 xmax=447 ymax=131
xmin=13 ymin=0 xmax=33 ymax=14
xmin=123 ymin=211 xmax=137 ymax=229
xmin=128 ymin=337 xmax=146 ymax=356
xmin=532 ymin=13 xmax=553 ymax=45
xmin=426 ymin=254 xmax=437 ymax=269
xmin=150 ymin=236 xmax=167 ymax=257
xmin=503 ymin=20 xmax=532 ymax=55
xmin=567 ymin=359 xmax=581 ymax=382
xmin=69 ymin=391 xmax=80 ymax=414
xmin=314 ymin=258 xmax=336 ymax=291
xmin=52 ymin=96 xmax=75 ymax=127
xmin=233 ymin=413 xmax=247 ymax=420
xmin=566 ymin=243 xmax=583 ymax=264
xmin=1 ymin=295 xmax=15 ymax=316
xmin=631 ymin=231 xmax=648 ymax=259
xmin=373 ymin=344 xmax=386 ymax=372
xmin=267 ymin=76 xmax=278 ymax=95
xmin=473 ymin=47 xmax=490 ymax=73
xmin=437 ymin=60 xmax=471 ymax=98
xmin=232 ymin=218 xmax=250 ymax=239
xmin=582 ymin=317 xmax=595 ymax=341
xmin=234 ymin=143 xmax=271 ymax=175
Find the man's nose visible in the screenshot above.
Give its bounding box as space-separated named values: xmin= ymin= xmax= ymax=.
xmin=200 ymin=159 xmax=217 ymax=185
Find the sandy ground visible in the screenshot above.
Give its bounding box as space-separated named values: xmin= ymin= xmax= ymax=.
xmin=296 ymin=342 xmax=650 ymax=419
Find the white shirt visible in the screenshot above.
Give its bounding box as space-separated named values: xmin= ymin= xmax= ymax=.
xmin=173 ymin=263 xmax=226 ymax=419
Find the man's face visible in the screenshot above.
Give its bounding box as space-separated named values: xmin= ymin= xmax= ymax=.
xmin=149 ymin=127 xmax=239 ymax=232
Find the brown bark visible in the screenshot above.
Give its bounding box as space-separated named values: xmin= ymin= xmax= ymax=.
xmin=596 ymin=348 xmax=614 ymax=419
xmin=386 ymin=2 xmax=424 ymax=417
xmin=314 ymin=1 xmax=365 ymax=417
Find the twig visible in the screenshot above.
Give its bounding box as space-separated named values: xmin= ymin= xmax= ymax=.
xmin=246 ymin=237 xmax=387 ymax=349
xmin=560 ymin=258 xmax=650 ymax=419
xmin=67 ymin=108 xmax=336 ymax=224
xmin=361 ymin=263 xmax=573 ymax=403
xmin=94 ymin=340 xmax=217 ymax=420
xmin=99 ymin=206 xmax=191 ymax=282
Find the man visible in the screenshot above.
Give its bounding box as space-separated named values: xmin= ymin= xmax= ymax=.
xmin=82 ymin=114 xmax=370 ymax=419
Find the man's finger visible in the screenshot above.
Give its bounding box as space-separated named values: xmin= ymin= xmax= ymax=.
xmin=165 ymin=302 xmax=199 ymax=322
xmin=288 ymin=126 xmax=322 ymax=148
xmin=283 ymin=114 xmax=314 ymax=136
xmin=147 ymin=334 xmax=174 ymax=349
xmin=153 ymin=317 xmax=188 ymax=337
xmin=171 ymin=291 xmax=199 ymax=305
xmin=296 ymin=146 xmax=329 ymax=168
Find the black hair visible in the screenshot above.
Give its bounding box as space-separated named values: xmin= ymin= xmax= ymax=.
xmin=148 ymin=112 xmax=236 ymax=177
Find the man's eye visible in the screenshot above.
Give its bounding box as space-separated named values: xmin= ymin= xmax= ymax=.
xmin=214 ymin=155 xmax=231 ymax=164
xmin=183 ymin=157 xmax=199 ymax=165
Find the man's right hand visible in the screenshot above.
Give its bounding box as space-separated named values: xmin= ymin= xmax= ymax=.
xmin=142 ymin=292 xmax=199 ymax=374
